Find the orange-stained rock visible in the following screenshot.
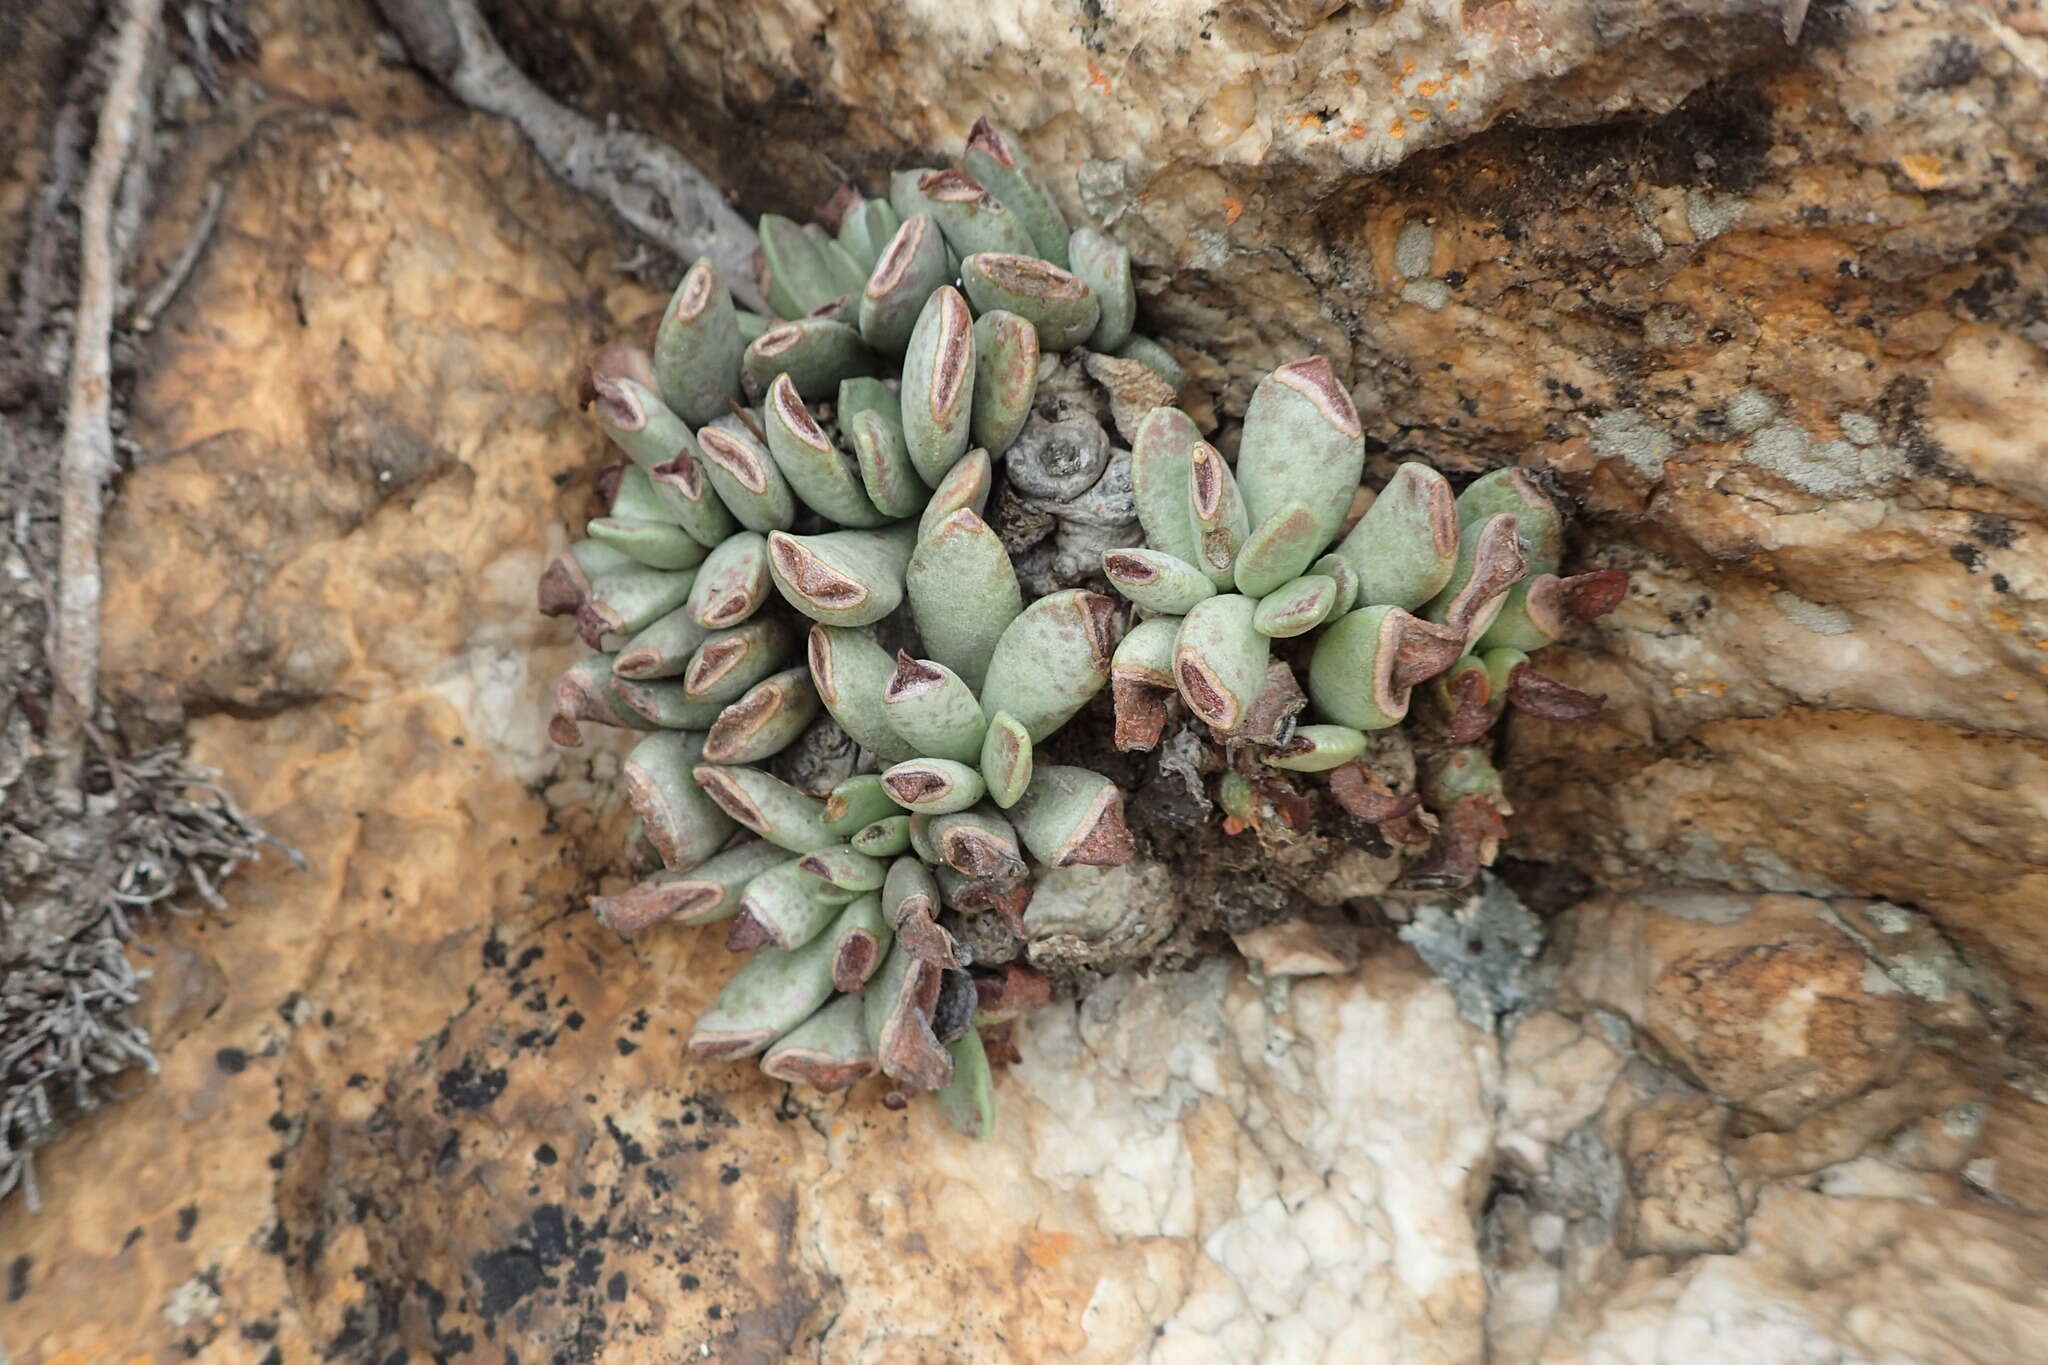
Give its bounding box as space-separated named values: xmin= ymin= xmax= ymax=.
xmin=6 ymin=0 xmax=2048 ymax=1359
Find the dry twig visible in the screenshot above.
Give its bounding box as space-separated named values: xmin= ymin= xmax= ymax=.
xmin=52 ymin=0 xmax=165 ymax=806
xmin=375 ymin=0 xmax=765 ymax=310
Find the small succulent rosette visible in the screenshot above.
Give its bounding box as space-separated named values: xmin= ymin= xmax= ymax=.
xmin=1105 ymin=370 xmax=1628 ymax=885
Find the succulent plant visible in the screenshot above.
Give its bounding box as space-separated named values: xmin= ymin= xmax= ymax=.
xmin=1102 ymin=384 xmax=1628 ymax=887
xmin=543 ymin=115 xmax=1629 ymax=1139
xmin=541 ymin=117 xmax=1199 ymax=1137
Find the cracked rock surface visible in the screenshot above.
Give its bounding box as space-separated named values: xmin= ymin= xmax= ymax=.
xmin=5 ymin=0 xmax=2048 ymax=1361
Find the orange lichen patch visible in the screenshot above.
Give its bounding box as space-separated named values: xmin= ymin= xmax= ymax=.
xmin=1409 ymin=108 xmax=1428 ymax=121
xmin=1669 ymin=671 xmax=1731 ymax=699
xmin=1417 ymin=79 xmax=1443 ymax=96
xmin=1897 ymin=152 xmax=1946 ymax=189
xmin=1402 ymin=56 xmax=1416 ymax=75
xmin=1389 ymin=120 xmax=1407 ymax=139
xmin=1446 ymin=99 xmax=1460 ymax=112
xmin=1086 ymin=59 xmax=1112 ymax=95
xmin=1222 ymin=195 xmax=1245 ymax=225
xmin=1345 ymin=122 xmax=1367 ymax=140
xmin=1343 ymin=69 xmax=1360 ymax=84
xmin=1287 ymin=110 xmax=1325 ymax=131
xmin=1026 ymin=1229 xmax=1076 ymax=1268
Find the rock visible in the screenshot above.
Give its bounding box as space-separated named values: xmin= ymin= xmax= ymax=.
xmin=7 ymin=0 xmax=2048 ymax=1358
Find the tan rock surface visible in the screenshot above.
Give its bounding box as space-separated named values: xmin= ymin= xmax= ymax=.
xmin=6 ymin=0 xmax=2048 ymax=1361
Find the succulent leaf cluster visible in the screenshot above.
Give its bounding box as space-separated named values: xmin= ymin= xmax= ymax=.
xmin=1102 ymin=376 xmax=1628 ymax=886
xmin=541 ymin=119 xmax=1181 ymax=1137
xmin=542 ymin=116 xmax=1630 ymax=1138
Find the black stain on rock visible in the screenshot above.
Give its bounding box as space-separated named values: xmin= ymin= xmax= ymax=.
xmin=438 ymin=1058 xmax=509 ymax=1110
xmin=470 ymin=1203 xmax=612 ymax=1321
xmin=604 ymin=1116 xmax=648 ymax=1167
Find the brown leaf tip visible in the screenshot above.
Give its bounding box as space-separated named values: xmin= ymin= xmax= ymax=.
xmin=977 ymin=253 xmax=1088 ymax=299
xmin=693 ymin=765 xmax=764 ymax=829
xmin=1103 ymin=552 xmax=1158 ymax=584
xmin=724 ymin=907 xmax=775 ymax=952
xmin=1059 ymin=790 xmax=1135 ymax=868
xmin=769 ymin=532 xmax=868 ymax=608
xmin=884 ymin=652 xmax=945 ymax=701
xmin=1388 ymin=612 xmax=1466 ymax=690
xmin=832 ymin=933 xmax=881 ymax=993
xmin=868 ymin=215 xmax=931 ymax=298
xmin=537 ymin=556 xmax=589 ymax=617
xmin=581 ymin=347 xmax=657 ymax=411
xmin=1175 ymin=651 xmax=1237 ymax=730
xmin=651 ymin=449 xmax=707 ymax=499
xmin=675 ymin=264 xmax=716 ymax=324
xmin=930 ymin=288 xmax=974 ymax=416
xmin=697 ymin=427 xmax=771 ymax=494
xmin=769 ymin=373 xmax=831 ymax=447
xmin=755 ymin=324 xmax=804 ymax=358
xmin=1190 ymin=443 xmax=1227 ymax=519
xmin=764 ymin=1050 xmax=874 ymax=1093
xmin=815 ymin=183 xmax=864 ymax=233
xmin=1443 ymin=668 xmax=1496 ymax=744
xmin=685 ymin=638 xmax=746 ymax=696
xmin=965 ymin=116 xmax=1017 ymax=168
xmin=919 ymin=168 xmax=989 ymax=202
xmin=1275 ymin=355 xmax=1362 ymax=439
xmin=1559 ymin=568 xmax=1631 ymax=620
xmin=1506 ymin=665 xmax=1607 ymax=722
xmin=1077 ymin=592 xmax=1120 ymax=669
xmin=882 ymin=768 xmax=950 ymax=803
xmin=584 ymin=375 xmax=645 ymax=432
xmin=1112 ymin=675 xmax=1170 ymax=752
xmin=704 ymin=689 xmax=780 ymax=761
xmin=941 ymin=828 xmax=1023 ymax=879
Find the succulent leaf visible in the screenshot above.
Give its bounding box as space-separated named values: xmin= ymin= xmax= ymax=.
xmin=969 ymin=309 xmax=1040 ymax=454
xmin=906 ymin=509 xmax=1023 ymax=690
xmin=762 ymin=373 xmax=889 ymax=527
xmin=1068 ymin=227 xmax=1135 ymax=351
xmin=688 ymin=927 xmax=842 ymax=1060
xmin=959 ymin=253 xmax=1100 ymax=350
xmin=1101 ymin=548 xmax=1216 ymax=615
xmin=1330 ymin=463 xmax=1459 ymax=611
xmin=979 ymin=590 xmax=1119 ymax=742
xmin=883 ymin=653 xmax=989 ymax=763
xmin=692 ymin=764 xmax=841 ymax=853
xmin=860 ymin=213 xmax=950 ymax=356
xmin=654 ymin=260 xmax=746 ymax=425
xmin=1234 ymin=357 xmax=1364 ymax=556
xmin=766 ymin=523 xmax=918 ymax=627
xmin=622 ymin=732 xmax=740 ymax=871
xmin=963 ymin=118 xmax=1070 ymax=266
xmin=808 ymin=625 xmax=919 ymax=764
xmin=1171 ymin=594 xmax=1269 ymax=733
xmin=761 ymin=994 xmax=876 ymax=1092
xmin=900 ymin=286 xmax=978 ymax=486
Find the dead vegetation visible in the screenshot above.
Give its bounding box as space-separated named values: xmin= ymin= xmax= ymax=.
xmin=1 ymin=0 xmax=277 ymax=1210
